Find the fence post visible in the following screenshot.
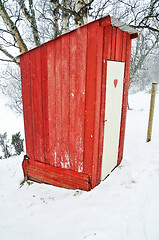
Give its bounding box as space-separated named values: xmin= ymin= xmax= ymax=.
xmin=146 ymin=82 xmax=157 ymax=142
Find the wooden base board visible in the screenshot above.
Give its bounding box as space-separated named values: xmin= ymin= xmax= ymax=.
xmin=22 ymin=157 xmax=91 ymax=191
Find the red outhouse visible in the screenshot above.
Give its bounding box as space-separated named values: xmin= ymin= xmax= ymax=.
xmin=20 ymin=16 xmax=138 ymax=191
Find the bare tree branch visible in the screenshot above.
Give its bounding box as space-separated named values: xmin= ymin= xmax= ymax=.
xmin=130 ymin=33 xmax=159 ymax=85
xmin=78 ymin=0 xmax=94 ymax=12
xmin=16 ymin=0 xmax=40 ymax=46
xmin=62 ymin=0 xmax=70 ymax=33
xmin=50 ymin=0 xmax=60 ymax=38
xmin=130 ymin=24 xmax=159 ymax=33
xmin=0 ymin=44 xmax=20 ymax=66
xmin=0 ymin=0 xmax=28 ymax=52
xmin=50 ymin=0 xmax=82 ymax=25
xmin=0 ymin=58 xmax=18 ymax=63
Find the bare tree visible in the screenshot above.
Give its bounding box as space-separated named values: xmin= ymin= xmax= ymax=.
xmin=0 ymin=0 xmax=97 ymax=64
xmin=0 ymin=0 xmax=158 ymax=64
xmin=130 ymin=31 xmax=159 ymax=86
xmin=1 ymin=65 xmax=22 ymax=114
xmin=107 ymin=0 xmax=159 ymax=93
xmin=0 ymin=0 xmax=158 ymax=114
xmin=130 ymin=41 xmax=159 ymax=93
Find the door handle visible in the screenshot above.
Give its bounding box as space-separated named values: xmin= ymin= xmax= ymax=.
xmin=104 ymin=119 xmax=107 ymax=122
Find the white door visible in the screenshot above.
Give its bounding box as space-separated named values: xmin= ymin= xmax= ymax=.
xmin=101 ymin=61 xmax=125 ymax=180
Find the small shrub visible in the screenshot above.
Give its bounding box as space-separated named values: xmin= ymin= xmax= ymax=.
xmin=11 ymin=132 xmax=24 ymax=155
xmin=0 ymin=132 xmax=11 ymax=158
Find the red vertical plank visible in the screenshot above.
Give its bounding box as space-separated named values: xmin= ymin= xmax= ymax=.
xmin=115 ymin=29 xmax=123 ymax=61
xmin=91 ymin=24 xmax=104 ymax=187
xmin=55 ymin=38 xmax=62 ymax=168
xmin=117 ymin=34 xmax=131 ymax=165
xmin=69 ymin=27 xmax=87 ymax=172
xmin=61 ymin=35 xmax=70 ymax=169
xmin=121 ymin=32 xmax=127 ymax=62
xmin=75 ymin=27 xmax=87 ymax=173
xmin=111 ymin=27 xmax=117 ymax=60
xmin=69 ymin=31 xmax=77 ymax=171
xmin=106 ymin=26 xmax=112 ymax=60
xmin=47 ymin=41 xmax=56 ymax=166
xmin=41 ymin=44 xmax=48 ymax=164
xmin=30 ymin=48 xmax=44 ymax=163
xmin=20 ymin=53 xmax=34 ymax=160
xmin=96 ymin=26 xmax=111 ymax=183
xmin=83 ymin=22 xmax=98 ymax=180
xmin=41 ymin=42 xmax=56 ymax=166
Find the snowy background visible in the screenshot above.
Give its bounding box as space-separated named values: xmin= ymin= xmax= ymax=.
xmin=0 ymin=90 xmax=159 ymax=240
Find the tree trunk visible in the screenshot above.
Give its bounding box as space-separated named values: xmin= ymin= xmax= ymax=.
xmin=51 ymin=1 xmax=60 ymax=38
xmin=62 ymin=0 xmax=70 ymax=34
xmin=75 ymin=0 xmax=88 ymax=27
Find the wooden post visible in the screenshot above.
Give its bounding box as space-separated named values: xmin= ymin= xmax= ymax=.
xmin=146 ymin=82 xmax=157 ymax=142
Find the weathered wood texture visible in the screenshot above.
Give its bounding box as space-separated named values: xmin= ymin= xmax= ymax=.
xmin=96 ymin=26 xmax=132 ymax=186
xmin=21 ymin=27 xmax=87 ymax=173
xmin=23 ymin=157 xmax=90 ymax=190
xmin=20 ymin=16 xmax=136 ymax=190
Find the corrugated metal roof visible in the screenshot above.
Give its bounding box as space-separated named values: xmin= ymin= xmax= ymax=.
xmin=110 ymin=16 xmax=138 ymax=34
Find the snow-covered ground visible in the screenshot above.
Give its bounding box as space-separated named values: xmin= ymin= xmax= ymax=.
xmin=0 ymin=91 xmax=159 ymax=240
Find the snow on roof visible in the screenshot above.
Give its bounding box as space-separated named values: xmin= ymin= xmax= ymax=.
xmin=110 ymin=16 xmax=138 ymax=35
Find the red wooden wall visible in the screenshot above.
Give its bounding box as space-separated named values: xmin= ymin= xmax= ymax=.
xmin=96 ymin=26 xmax=132 ymax=187
xmin=82 ymin=22 xmax=132 ymax=188
xmin=21 ymin=16 xmax=135 ymax=190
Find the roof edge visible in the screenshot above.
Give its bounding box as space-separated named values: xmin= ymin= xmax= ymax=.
xmin=99 ymin=15 xmax=138 ymax=37
xmin=17 ymin=15 xmax=138 ymax=59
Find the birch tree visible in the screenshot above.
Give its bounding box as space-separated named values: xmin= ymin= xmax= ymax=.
xmin=0 ymin=0 xmax=158 ymax=113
